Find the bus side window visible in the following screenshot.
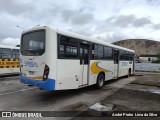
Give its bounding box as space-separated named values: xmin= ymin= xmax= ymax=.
xmin=60 ymin=45 xmax=64 ymax=58
xmin=104 ymin=46 xmax=108 ymax=59
xmin=59 ymin=35 xmax=78 ymax=59
xmin=16 ymin=49 xmax=20 ymax=59
xmin=98 ymin=45 xmax=104 ymax=59
xmin=126 ymin=51 xmax=130 ymax=60
xmin=107 ymin=47 xmax=113 ymax=59
xmin=120 ymin=50 xmax=125 ymax=60
xmin=2 ymin=48 xmax=11 ymax=59
xmin=120 ymin=50 xmax=123 ymax=60
xmin=0 ymin=48 xmax=2 ymax=59
xmin=12 ymin=49 xmax=20 ymax=59
xmin=129 ymin=52 xmax=133 ymax=61
xmin=123 ymin=51 xmax=127 ymax=60
xmin=92 ymin=44 xmax=98 ymax=59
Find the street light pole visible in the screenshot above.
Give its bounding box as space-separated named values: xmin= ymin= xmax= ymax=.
xmin=16 ymin=26 xmax=25 ymax=31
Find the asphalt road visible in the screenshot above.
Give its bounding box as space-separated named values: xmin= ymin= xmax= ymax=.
xmin=0 ymin=73 xmax=160 ymax=120
xmin=0 ymin=76 xmax=134 ymax=120
xmin=0 ymin=76 xmax=135 ymax=112
xmin=72 ymin=73 xmax=160 ymax=120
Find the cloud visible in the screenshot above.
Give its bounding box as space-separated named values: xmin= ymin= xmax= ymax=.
xmin=109 ymin=15 xmax=136 ymax=27
xmin=152 ymin=24 xmax=160 ymax=30
xmin=106 ymin=15 xmax=152 ymax=28
xmin=69 ymin=12 xmax=94 ymax=25
xmin=1 ymin=0 xmax=160 ymax=47
xmin=59 ymin=8 xmax=95 ymax=25
xmin=133 ymin=17 xmax=152 ymax=27
xmin=1 ymin=37 xmax=20 ymax=46
xmin=0 ymin=0 xmax=34 ymax=15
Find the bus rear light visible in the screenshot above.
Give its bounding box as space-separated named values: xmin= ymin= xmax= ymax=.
xmin=43 ymin=75 xmax=47 ymax=79
xmin=44 ymin=71 xmax=48 ymax=74
xmin=43 ymin=65 xmax=49 ymax=80
xmin=19 ymin=67 xmax=22 ymax=76
xmin=45 ymin=66 xmax=49 ymax=70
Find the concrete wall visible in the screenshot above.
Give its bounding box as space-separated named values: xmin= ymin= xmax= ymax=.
xmin=135 ymin=63 xmax=160 ymax=72
xmin=139 ymin=57 xmax=157 ymax=63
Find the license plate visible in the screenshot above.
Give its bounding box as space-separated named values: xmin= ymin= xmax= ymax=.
xmin=22 ymin=73 xmax=26 ymax=77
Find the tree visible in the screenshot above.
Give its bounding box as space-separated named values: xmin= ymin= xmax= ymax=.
xmin=152 ymin=51 xmax=160 ymax=63
xmin=15 ymin=44 xmax=20 ymax=47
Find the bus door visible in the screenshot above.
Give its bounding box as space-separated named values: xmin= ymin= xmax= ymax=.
xmin=79 ymin=44 xmax=89 ymax=86
xmin=114 ymin=50 xmax=119 ymax=77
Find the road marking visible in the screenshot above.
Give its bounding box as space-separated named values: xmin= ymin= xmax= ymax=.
xmin=0 ymin=87 xmax=36 ymax=96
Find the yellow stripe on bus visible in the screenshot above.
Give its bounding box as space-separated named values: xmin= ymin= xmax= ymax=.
xmin=90 ymin=62 xmax=110 ymax=74
xmin=0 ymin=59 xmax=20 ymax=68
xmin=26 ymin=76 xmax=43 ymax=80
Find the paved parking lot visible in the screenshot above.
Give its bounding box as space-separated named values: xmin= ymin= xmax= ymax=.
xmin=0 ymin=72 xmax=160 ymax=120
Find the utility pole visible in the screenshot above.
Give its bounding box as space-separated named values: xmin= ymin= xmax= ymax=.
xmin=16 ymin=26 xmax=25 ymax=31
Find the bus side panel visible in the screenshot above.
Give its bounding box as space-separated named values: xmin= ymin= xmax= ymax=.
xmin=56 ymin=60 xmax=79 ymax=90
xmin=118 ymin=61 xmax=128 ymax=77
xmin=1 ymin=68 xmax=19 ymax=75
xmin=1 ymin=68 xmax=10 ymax=74
xmin=89 ymin=60 xmax=114 ymax=85
xmin=118 ymin=61 xmax=133 ymax=77
xmin=11 ymin=68 xmax=19 ymax=73
xmin=104 ymin=61 xmax=114 ymax=80
xmin=89 ymin=60 xmax=97 ymax=85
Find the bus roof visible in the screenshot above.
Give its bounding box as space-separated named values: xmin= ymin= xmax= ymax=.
xmin=22 ymin=26 xmax=135 ymax=53
xmin=0 ymin=45 xmax=19 ymax=49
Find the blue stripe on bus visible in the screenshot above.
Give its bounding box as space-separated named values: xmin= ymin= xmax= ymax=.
xmin=20 ymin=76 xmax=55 ymax=90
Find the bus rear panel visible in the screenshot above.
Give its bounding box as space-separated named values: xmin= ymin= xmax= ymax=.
xmin=20 ymin=28 xmax=56 ymax=90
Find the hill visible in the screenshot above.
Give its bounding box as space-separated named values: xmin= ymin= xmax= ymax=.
xmin=112 ymin=39 xmax=160 ymax=56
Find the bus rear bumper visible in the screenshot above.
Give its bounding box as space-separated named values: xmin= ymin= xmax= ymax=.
xmin=20 ymin=76 xmax=55 ymax=90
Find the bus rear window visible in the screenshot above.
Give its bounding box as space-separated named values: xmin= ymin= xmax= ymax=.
xmin=21 ymin=30 xmax=45 ymax=56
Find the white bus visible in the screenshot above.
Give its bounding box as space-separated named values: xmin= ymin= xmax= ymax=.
xmin=0 ymin=45 xmax=19 ymax=76
xmin=20 ymin=26 xmax=135 ymax=90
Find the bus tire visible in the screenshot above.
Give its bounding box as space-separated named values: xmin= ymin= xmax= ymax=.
xmin=96 ymin=73 xmax=105 ymax=89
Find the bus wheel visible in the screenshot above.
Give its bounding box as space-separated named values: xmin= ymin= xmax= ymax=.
xmin=96 ymin=73 xmax=105 ymax=89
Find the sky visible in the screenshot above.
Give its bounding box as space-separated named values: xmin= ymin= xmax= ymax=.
xmin=1 ymin=0 xmax=160 ymax=46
